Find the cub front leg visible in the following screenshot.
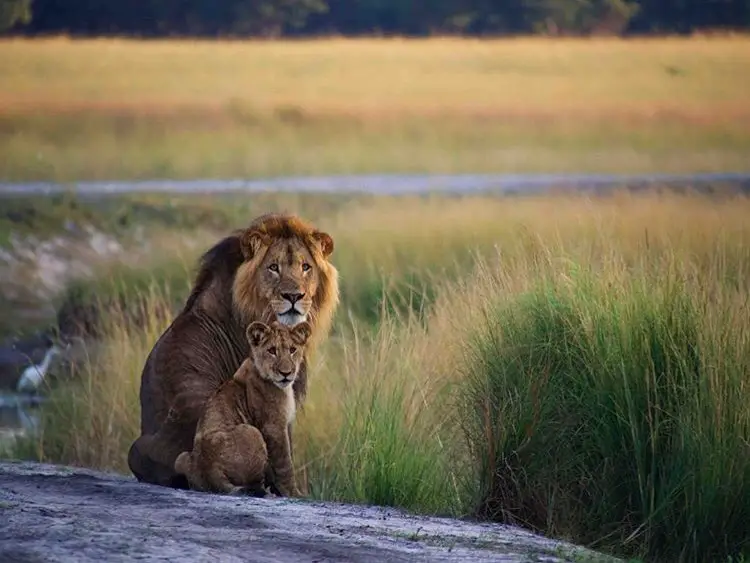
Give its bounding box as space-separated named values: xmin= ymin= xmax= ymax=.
xmin=263 ymin=426 xmax=300 ymax=498
xmin=174 ymin=450 xmax=207 ymax=491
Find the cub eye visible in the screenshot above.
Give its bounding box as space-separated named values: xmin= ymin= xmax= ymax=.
xmin=269 ymin=264 xmax=279 ymax=273
xmin=302 ymin=263 xmax=311 ymax=272
xmin=290 ymin=346 xmax=297 ymax=354
xmin=268 ymin=347 xmax=277 ymax=356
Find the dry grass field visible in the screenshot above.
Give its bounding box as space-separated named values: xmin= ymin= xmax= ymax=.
xmin=1 ymin=37 xmax=749 ymax=180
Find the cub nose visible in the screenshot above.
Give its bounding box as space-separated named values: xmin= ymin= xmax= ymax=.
xmin=279 ymin=368 xmax=294 ymax=377
xmin=282 ymin=292 xmax=305 ymax=304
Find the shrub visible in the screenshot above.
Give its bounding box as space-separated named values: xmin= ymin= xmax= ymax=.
xmin=460 ymin=266 xmax=750 ymax=562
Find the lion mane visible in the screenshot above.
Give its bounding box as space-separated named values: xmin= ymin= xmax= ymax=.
xmin=127 ymin=213 xmax=339 ymax=489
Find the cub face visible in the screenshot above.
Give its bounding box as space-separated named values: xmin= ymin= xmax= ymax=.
xmin=246 ymin=321 xmax=312 ymax=390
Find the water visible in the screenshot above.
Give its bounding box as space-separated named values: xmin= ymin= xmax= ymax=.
xmin=0 ymin=394 xmax=43 ymax=454
xmin=1 ymin=172 xmax=749 ymax=196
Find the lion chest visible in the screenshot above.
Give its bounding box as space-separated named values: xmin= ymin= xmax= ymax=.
xmin=284 ymin=386 xmax=296 ymax=425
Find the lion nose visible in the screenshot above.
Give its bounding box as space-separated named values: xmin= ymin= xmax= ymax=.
xmin=282 ymin=292 xmax=305 ymax=304
xmin=279 ymin=368 xmax=294 ymax=377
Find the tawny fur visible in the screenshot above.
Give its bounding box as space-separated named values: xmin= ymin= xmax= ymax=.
xmin=174 ymin=321 xmax=311 ymax=497
xmin=127 ymin=213 xmax=339 ymax=489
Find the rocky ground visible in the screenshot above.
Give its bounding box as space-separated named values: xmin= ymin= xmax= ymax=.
xmin=0 ymin=461 xmax=617 ymax=563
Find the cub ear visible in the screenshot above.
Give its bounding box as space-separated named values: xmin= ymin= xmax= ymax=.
xmin=246 ymin=322 xmax=270 ymax=347
xmin=311 ymin=231 xmax=334 ymax=258
xmin=240 ymin=229 xmax=268 ymax=261
xmin=291 ymin=321 xmax=312 ymax=345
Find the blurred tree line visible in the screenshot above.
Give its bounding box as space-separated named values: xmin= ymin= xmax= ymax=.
xmin=2 ymin=0 xmax=749 ymax=35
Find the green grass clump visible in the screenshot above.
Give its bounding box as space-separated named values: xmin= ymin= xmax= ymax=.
xmin=305 ymin=371 xmax=453 ymax=514
xmin=461 ymin=267 xmax=750 ymax=562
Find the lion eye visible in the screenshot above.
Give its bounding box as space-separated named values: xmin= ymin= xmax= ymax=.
xmin=302 ymin=263 xmax=311 ymax=272
xmin=268 ymin=347 xmax=277 ymax=356
xmin=290 ymin=346 xmax=297 ymax=354
xmin=269 ymin=264 xmax=279 ymax=273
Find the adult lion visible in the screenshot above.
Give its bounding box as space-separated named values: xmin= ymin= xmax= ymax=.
xmin=127 ymin=213 xmax=339 ymax=489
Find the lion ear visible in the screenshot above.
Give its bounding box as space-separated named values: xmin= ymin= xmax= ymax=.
xmin=246 ymin=322 xmax=270 ymax=347
xmin=312 ymin=231 xmax=334 ymax=257
xmin=240 ymin=229 xmax=267 ymax=260
xmin=292 ymin=322 xmax=312 ymax=345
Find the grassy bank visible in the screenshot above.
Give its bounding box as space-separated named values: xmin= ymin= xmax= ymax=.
xmin=0 ymin=191 xmax=366 ymax=338
xmin=8 ymin=190 xmax=750 ymax=562
xmin=1 ymin=37 xmax=749 ymax=180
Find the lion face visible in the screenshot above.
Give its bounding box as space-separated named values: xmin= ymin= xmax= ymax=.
xmin=234 ymin=219 xmax=335 ymax=329
xmin=259 ymin=237 xmax=321 ymax=326
xmin=247 ymin=321 xmax=312 ymax=389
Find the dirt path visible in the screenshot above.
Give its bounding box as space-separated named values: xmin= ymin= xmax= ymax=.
xmin=0 ymin=461 xmax=618 ymax=563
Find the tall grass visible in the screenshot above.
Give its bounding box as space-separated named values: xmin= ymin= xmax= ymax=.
xmin=9 ymin=191 xmax=750 ymax=561
xmin=458 ymin=262 xmax=750 ymax=561
xmin=297 ymin=315 xmax=463 ymax=515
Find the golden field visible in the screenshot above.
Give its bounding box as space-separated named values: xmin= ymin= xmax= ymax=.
xmin=1 ymin=37 xmax=749 ymax=180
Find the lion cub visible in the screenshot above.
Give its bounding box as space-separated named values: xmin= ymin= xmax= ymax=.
xmin=174 ymin=320 xmax=311 ymax=497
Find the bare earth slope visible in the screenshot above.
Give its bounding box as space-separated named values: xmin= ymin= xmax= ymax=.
xmin=0 ymin=461 xmax=616 ymax=563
